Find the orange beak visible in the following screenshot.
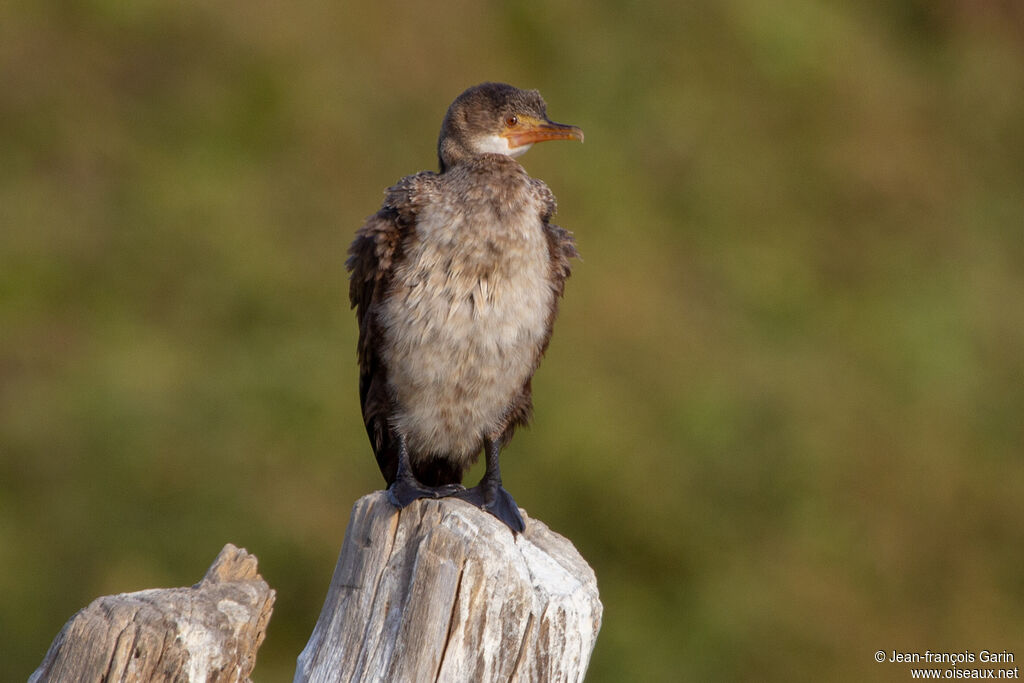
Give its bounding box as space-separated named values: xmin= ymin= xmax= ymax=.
xmin=501 ymin=116 xmax=585 ymax=149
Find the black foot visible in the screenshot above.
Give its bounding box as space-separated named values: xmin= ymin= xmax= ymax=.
xmin=454 ymin=485 xmax=526 ymax=533
xmin=387 ymin=478 xmax=464 ymax=508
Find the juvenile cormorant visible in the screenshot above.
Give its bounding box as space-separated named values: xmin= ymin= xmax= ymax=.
xmin=347 ymin=82 xmax=583 ymax=532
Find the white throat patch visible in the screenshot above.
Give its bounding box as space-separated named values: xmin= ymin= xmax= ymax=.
xmin=472 ymin=134 xmax=533 ymax=158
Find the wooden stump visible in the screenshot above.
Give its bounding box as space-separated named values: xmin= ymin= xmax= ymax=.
xmin=295 ymin=492 xmax=602 ymax=683
xmin=31 ymin=544 xmax=275 ymax=683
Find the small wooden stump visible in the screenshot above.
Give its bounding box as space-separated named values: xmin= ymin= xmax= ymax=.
xmin=31 ymin=544 xmax=275 ymax=683
xmin=295 ymin=492 xmax=602 ymax=683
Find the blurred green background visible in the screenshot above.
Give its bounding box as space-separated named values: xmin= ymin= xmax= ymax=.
xmin=2 ymin=0 xmax=1022 ymax=680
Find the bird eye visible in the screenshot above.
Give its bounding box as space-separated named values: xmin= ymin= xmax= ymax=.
xmin=505 ymin=115 xmax=518 ymax=127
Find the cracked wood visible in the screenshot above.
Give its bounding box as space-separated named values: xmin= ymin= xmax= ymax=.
xmin=295 ymin=492 xmax=602 ymax=683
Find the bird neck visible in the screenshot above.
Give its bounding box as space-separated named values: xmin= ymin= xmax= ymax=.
xmin=437 ymin=136 xmax=468 ymax=173
xmin=438 ymin=134 xmax=531 ymax=173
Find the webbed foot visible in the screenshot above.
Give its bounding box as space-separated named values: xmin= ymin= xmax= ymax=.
xmin=454 ymin=484 xmax=526 ymax=533
xmin=386 ymin=478 xmax=464 ymax=508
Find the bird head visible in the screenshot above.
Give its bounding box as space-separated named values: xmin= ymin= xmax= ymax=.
xmin=437 ymin=82 xmax=584 ymax=172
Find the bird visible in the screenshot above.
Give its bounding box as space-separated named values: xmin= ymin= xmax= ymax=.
xmin=346 ymin=82 xmax=583 ymax=532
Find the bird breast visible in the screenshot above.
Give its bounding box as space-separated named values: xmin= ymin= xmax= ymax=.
xmin=379 ymin=185 xmax=554 ymax=463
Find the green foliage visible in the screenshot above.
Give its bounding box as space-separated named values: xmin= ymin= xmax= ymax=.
xmin=2 ymin=1 xmax=1022 ymax=680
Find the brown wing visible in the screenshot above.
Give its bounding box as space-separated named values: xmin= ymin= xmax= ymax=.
xmin=535 ymin=178 xmax=579 ymax=358
xmin=499 ymin=179 xmax=579 ymax=444
xmin=347 ymin=171 xmax=437 ymax=483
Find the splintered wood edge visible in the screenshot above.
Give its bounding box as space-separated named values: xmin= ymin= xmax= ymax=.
xmin=201 ymin=543 xmax=264 ymax=585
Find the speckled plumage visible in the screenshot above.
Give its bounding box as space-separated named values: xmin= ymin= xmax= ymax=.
xmin=346 ymin=82 xmax=580 ymax=501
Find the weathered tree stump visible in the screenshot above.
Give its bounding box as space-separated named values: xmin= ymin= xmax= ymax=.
xmin=295 ymin=492 xmax=602 ymax=683
xmin=31 ymin=544 xmax=275 ymax=683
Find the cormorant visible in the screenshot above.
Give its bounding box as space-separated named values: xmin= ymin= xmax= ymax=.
xmin=347 ymin=82 xmax=583 ymax=532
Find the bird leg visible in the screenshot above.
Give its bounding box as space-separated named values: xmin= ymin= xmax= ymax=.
xmin=386 ymin=432 xmax=463 ymax=508
xmin=454 ymin=436 xmax=526 ymax=533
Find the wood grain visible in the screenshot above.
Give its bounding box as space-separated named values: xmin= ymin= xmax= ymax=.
xmin=295 ymin=492 xmax=602 ymax=683
xmin=31 ymin=544 xmax=275 ymax=683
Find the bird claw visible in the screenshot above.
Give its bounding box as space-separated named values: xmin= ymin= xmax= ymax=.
xmin=434 ymin=482 xmax=466 ymax=496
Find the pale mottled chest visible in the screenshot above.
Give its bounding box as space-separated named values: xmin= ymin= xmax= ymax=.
xmin=377 ymin=190 xmax=554 ymax=457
